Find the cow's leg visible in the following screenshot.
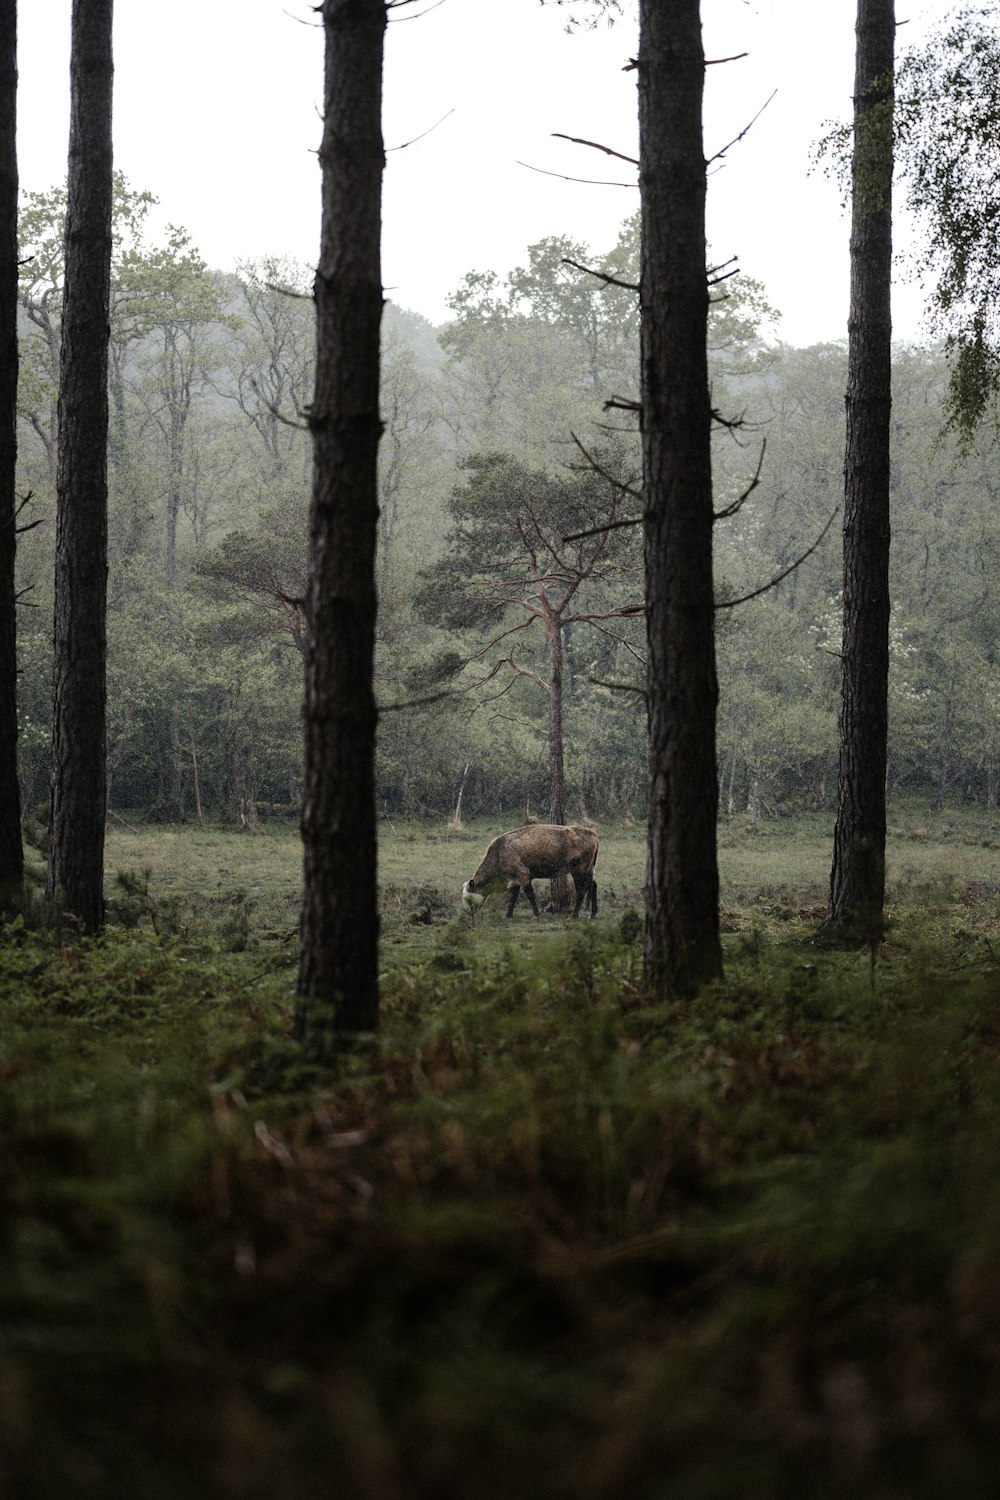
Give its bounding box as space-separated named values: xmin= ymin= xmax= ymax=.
xmin=505 ymin=884 xmax=519 ymax=919
xmin=523 ymin=881 xmax=541 ymax=919
xmin=571 ymin=874 xmax=587 ymax=918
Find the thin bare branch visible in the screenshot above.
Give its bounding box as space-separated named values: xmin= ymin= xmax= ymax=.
xmin=387 ymin=107 xmax=455 ymax=151
xmin=378 ymin=686 xmax=459 ymax=713
xmin=710 ymin=407 xmax=748 ymax=432
xmin=567 ymin=432 xmax=642 ymax=504
xmin=563 ymin=513 xmax=640 ymax=543
xmin=551 ymin=132 xmax=639 ymax=167
xmin=245 ymin=378 xmax=311 ymax=432
xmin=466 ymin=614 xmax=541 ymax=664
xmin=716 ymin=507 xmax=839 ymax=609
xmin=706 ymin=89 xmax=777 ymax=167
xmin=713 ymin=438 xmax=766 ymax=520
xmin=8 ymin=493 xmax=43 ymax=536
xmin=515 ymin=160 xmax=636 ymax=189
xmin=561 ymin=256 xmax=639 ymax=294
xmin=264 ymin=279 xmax=312 ymax=301
xmin=706 ymin=255 xmax=738 ymax=279
xmin=573 ymin=617 xmax=646 ymax=665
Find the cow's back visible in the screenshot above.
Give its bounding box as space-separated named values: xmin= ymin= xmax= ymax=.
xmin=503 ymin=823 xmax=598 ymax=879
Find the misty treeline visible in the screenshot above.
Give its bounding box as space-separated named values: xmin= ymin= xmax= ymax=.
xmin=12 ymin=179 xmax=1000 ymax=825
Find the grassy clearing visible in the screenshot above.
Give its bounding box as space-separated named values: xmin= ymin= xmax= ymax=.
xmin=5 ymin=806 xmax=1000 ymax=1495
xmin=101 ymin=801 xmax=1000 ymax=948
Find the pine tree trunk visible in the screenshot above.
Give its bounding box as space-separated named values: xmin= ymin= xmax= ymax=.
xmin=46 ymin=0 xmax=113 ymax=933
xmin=0 ymin=0 xmax=21 ymax=915
xmin=640 ymin=0 xmax=723 ymax=997
xmin=295 ymin=0 xmax=385 ymax=1044
xmin=828 ymin=0 xmax=894 ymax=941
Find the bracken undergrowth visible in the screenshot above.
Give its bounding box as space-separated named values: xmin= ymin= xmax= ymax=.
xmin=2 ymin=886 xmax=1000 ymax=1497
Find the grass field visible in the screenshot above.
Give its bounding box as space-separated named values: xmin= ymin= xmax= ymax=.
xmin=5 ymin=804 xmax=1000 ymax=1497
xmin=97 ymin=800 xmax=1000 ymax=958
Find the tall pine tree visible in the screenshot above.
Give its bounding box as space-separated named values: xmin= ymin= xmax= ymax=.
xmin=46 ymin=0 xmax=114 ymax=932
xmin=827 ymin=0 xmax=894 ymax=942
xmin=295 ymin=0 xmax=386 ymax=1045
xmin=640 ymin=0 xmax=723 ymax=997
xmin=0 ymin=0 xmax=20 ymax=916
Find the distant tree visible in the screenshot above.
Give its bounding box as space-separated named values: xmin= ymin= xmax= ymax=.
xmin=377 ymin=327 xmax=441 ymax=597
xmin=826 ymin=0 xmax=895 ymax=943
xmin=440 ymin=216 xmax=771 ymax=466
xmin=17 ymin=173 xmax=156 ymax=487
xmin=192 ymin=511 xmax=308 ymax=657
xmin=0 ymin=0 xmax=21 ymax=915
xmin=640 ymin=0 xmax=723 ymax=996
xmin=295 ymin=0 xmax=387 ymax=1046
xmin=46 ymin=0 xmax=114 ymax=932
xmin=120 ymin=227 xmax=228 ymax=586
xmin=227 ymin=256 xmax=314 ymax=487
xmin=195 ymin=326 xmax=432 ymax=661
xmin=415 ymin=452 xmax=642 ymax=841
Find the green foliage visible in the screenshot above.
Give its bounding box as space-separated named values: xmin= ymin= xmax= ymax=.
xmin=869 ymin=5 xmax=1000 ymax=435
xmin=440 ymin=214 xmax=771 ymax=466
xmin=15 ymin=188 xmax=1000 ymax=827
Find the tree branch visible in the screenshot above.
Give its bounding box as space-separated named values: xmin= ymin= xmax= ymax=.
xmin=387 ymin=107 xmax=455 ymax=152
xmin=587 ymin=675 xmax=647 ymax=699
xmin=378 ymin=686 xmax=459 ymax=713
xmin=550 ymin=132 xmax=639 ymax=168
xmin=515 ymin=160 xmax=636 ymax=189
xmin=716 ymin=507 xmax=839 ymax=609
xmin=567 ymin=431 xmax=642 ymax=503
xmin=706 ymin=90 xmax=776 ymax=167
xmin=573 ymin=616 xmax=646 ymax=665
xmin=713 ymin=439 xmax=766 ymax=520
xmin=563 ymin=513 xmax=640 ymax=543
xmin=561 ymin=257 xmax=639 ymax=294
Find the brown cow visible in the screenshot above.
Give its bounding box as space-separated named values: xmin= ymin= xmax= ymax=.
xmin=462 ymin=824 xmax=599 ymax=920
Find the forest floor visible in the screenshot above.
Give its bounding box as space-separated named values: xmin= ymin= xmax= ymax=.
xmin=5 ymin=803 xmax=1000 ymax=1497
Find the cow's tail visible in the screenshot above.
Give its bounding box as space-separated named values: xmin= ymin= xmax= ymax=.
xmin=590 ymin=843 xmax=599 ymax=918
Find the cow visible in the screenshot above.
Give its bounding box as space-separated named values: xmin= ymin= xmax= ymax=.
xmin=461 ymin=823 xmax=599 ymax=921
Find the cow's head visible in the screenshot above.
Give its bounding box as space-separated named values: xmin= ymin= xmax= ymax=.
xmin=461 ymin=878 xmax=485 ymax=915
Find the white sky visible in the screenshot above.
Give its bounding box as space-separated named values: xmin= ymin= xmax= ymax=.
xmin=17 ymin=0 xmax=937 ymax=347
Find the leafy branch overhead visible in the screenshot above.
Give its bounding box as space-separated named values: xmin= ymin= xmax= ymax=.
xmin=819 ymin=4 xmax=1000 ymax=438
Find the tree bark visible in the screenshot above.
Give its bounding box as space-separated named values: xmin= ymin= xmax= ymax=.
xmin=46 ymin=0 xmax=113 ymax=933
xmin=640 ymin=0 xmax=723 ymax=997
xmin=295 ymin=0 xmax=385 ymax=1045
xmin=827 ymin=0 xmax=894 ymax=941
xmin=0 ymin=0 xmax=21 ymax=916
